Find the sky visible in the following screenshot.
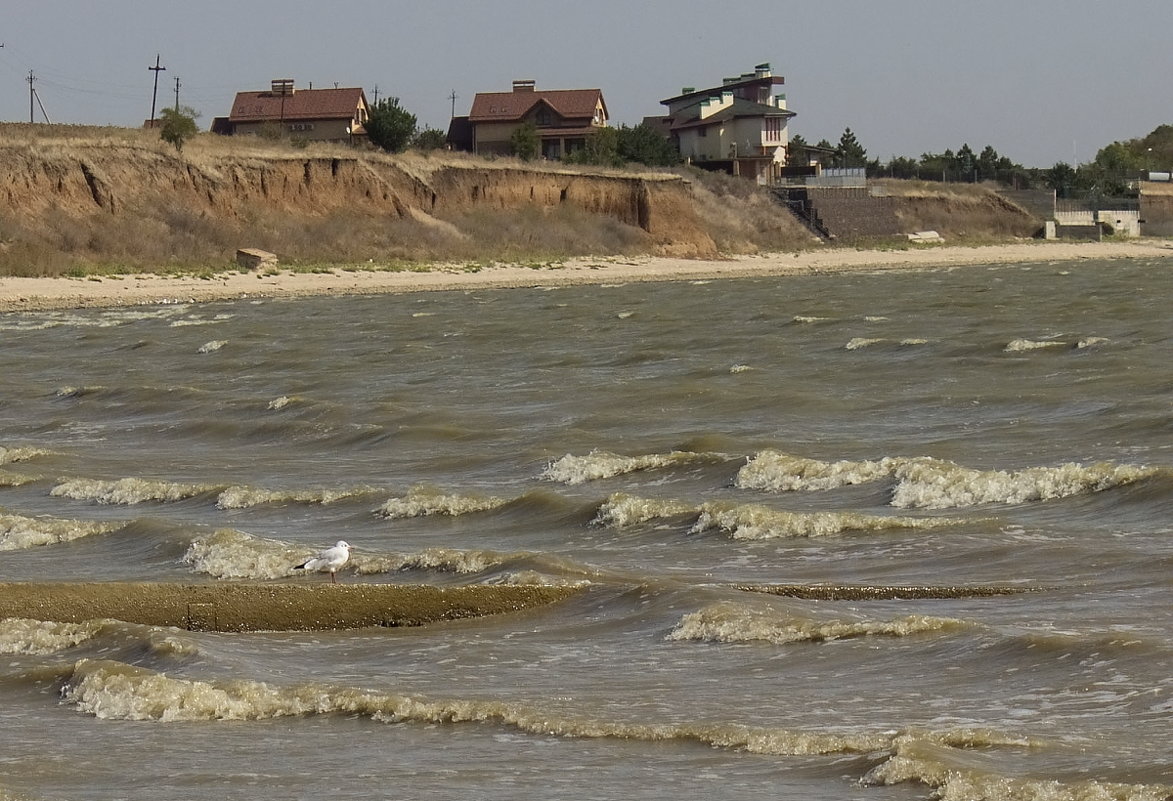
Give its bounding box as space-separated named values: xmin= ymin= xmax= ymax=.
xmin=3 ymin=0 xmax=1172 ymax=168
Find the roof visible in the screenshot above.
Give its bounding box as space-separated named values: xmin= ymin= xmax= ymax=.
xmin=660 ymin=73 xmax=784 ymax=106
xmin=670 ymin=98 xmax=795 ymax=132
xmin=229 ymin=87 xmax=367 ymax=123
xmin=468 ymin=89 xmax=606 ymax=123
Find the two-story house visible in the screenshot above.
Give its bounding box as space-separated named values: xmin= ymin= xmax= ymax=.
xmin=653 ymin=63 xmax=794 ymax=184
xmin=449 ymin=80 xmax=608 ymax=159
xmin=212 ymin=79 xmax=369 ymax=143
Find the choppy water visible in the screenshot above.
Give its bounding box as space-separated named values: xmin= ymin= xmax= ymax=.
xmin=1 ymin=259 xmax=1170 ymax=801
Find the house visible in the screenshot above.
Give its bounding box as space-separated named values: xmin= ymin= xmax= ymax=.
xmin=212 ymin=79 xmax=369 ymax=143
xmin=449 ymin=80 xmax=608 ymax=159
xmin=651 ymin=63 xmax=795 ymax=184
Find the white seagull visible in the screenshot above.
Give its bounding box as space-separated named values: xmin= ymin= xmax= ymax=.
xmin=294 ymin=540 xmax=351 ymax=584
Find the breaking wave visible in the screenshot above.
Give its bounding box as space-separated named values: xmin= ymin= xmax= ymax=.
xmin=594 ymin=493 xmax=964 ymax=539
xmin=1004 ymin=338 xmax=1066 ymax=352
xmin=216 ymin=484 xmax=374 ymax=509
xmin=666 ymin=602 xmax=972 ymax=645
xmin=375 ymin=485 xmax=509 ymax=519
xmin=541 ymin=449 xmax=728 ymax=484
xmin=889 ymin=459 xmax=1158 ymax=509
xmin=0 ymin=619 xmax=109 ymax=655
xmin=0 ymin=445 xmax=50 ymax=465
xmin=0 ymin=512 xmax=121 ymax=550
xmin=736 ymin=450 xmax=1158 ymax=509
xmin=51 ymin=477 xmax=223 ymax=505
xmin=864 ymin=733 xmax=1171 ymax=801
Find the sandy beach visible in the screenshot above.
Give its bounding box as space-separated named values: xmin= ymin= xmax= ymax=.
xmin=2 ymin=239 xmax=1172 ymax=313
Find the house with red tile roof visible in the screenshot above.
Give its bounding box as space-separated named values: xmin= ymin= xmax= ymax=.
xmin=448 ymin=80 xmax=608 ymax=159
xmin=212 ymin=79 xmax=369 ymax=143
xmin=651 ymin=63 xmax=795 ymax=184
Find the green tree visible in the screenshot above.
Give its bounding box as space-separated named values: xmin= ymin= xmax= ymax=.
xmin=159 ymin=106 xmax=199 ymax=152
xmin=412 ymin=127 xmax=448 ymax=151
xmin=366 ymin=98 xmax=417 ymax=153
xmin=836 ymin=127 xmax=867 ymax=168
xmin=564 ymin=126 xmax=621 ymax=166
xmin=616 ymin=124 xmax=679 ymax=167
xmin=955 ymin=143 xmax=977 ymax=182
xmin=1045 ymin=162 xmax=1078 ymax=197
xmin=510 ymin=122 xmax=539 ymax=161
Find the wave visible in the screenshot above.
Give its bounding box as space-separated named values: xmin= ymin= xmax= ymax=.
xmin=197 ymin=339 xmax=228 ymax=353
xmin=375 ymin=485 xmax=510 ymax=519
xmin=889 ymin=459 xmax=1159 ymax=510
xmin=737 ymin=450 xmax=1159 ymax=509
xmin=594 ymin=493 xmax=964 ymax=539
xmin=666 ymin=602 xmax=972 ymax=645
xmin=0 ymin=618 xmax=108 ymax=655
xmin=541 ymin=449 xmax=728 ymax=485
xmin=864 ymin=733 xmax=1171 ymax=801
xmin=692 ymin=503 xmax=964 ymax=539
xmin=0 ymin=511 xmax=122 ymax=551
xmin=58 ymin=658 xmax=889 ymax=754
xmin=1004 ymin=337 xmax=1067 ymax=352
xmin=0 ymin=618 xmax=198 ymax=659
xmin=182 ymin=529 xmax=519 ymax=580
xmin=216 ymin=483 xmax=375 ymax=509
xmin=0 ymin=470 xmax=37 ymax=488
xmin=0 ymin=445 xmax=50 ymax=465
xmin=736 ymin=450 xmax=898 ymax=492
xmin=51 ymin=477 xmax=224 ymax=505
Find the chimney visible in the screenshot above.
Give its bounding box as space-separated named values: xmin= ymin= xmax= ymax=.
xmin=512 ymin=79 xmax=536 ymax=92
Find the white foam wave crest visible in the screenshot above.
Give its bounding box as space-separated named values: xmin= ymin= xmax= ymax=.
xmin=375 ymin=485 xmax=509 ymax=519
xmin=889 ymin=459 xmax=1158 ymax=510
xmin=0 ymin=470 xmax=36 ymax=488
xmin=737 ymin=450 xmax=898 ymax=492
xmin=666 ymin=602 xmax=971 ymax=645
xmin=197 ymin=339 xmax=228 ymax=353
xmin=592 ymin=492 xmax=696 ymax=527
xmin=216 ymin=484 xmax=371 ymax=509
xmin=0 ymin=619 xmax=108 ymax=655
xmin=864 ymin=733 xmax=1171 ymax=801
xmin=593 ymin=492 xmax=960 ymax=538
xmin=267 ymin=395 xmax=295 ymax=410
xmin=0 ymin=445 xmax=49 ymax=465
xmin=51 ymin=477 xmax=222 ymax=505
xmin=692 ymin=502 xmax=962 ymax=540
xmin=738 ymin=451 xmax=1157 ymax=510
xmin=845 ymin=337 xmax=886 ymax=350
xmin=0 ymin=512 xmax=121 ymax=551
xmin=60 ymin=659 xmax=890 ymax=755
xmin=541 ymin=449 xmax=726 ymax=485
xmin=183 ymin=529 xmax=512 ymax=580
xmin=1004 ymin=338 xmax=1066 ymax=352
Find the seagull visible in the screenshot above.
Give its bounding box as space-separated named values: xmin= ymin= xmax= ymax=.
xmin=294 ymin=540 xmax=351 ymax=583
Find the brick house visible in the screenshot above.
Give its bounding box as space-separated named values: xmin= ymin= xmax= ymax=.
xmin=212 ymin=79 xmax=369 ymax=143
xmin=651 ymin=63 xmax=794 ymax=184
xmin=448 ymin=80 xmax=608 ymax=159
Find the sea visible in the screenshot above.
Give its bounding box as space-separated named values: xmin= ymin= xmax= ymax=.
xmin=0 ymin=257 xmax=1170 ymax=801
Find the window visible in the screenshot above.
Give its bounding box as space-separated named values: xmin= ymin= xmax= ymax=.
xmin=764 ymin=117 xmax=782 ymax=142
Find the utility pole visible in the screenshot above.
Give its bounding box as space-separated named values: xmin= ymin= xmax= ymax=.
xmin=148 ymin=54 xmax=166 ymax=127
xmin=372 ymin=84 xmax=379 ymax=105
xmin=173 ymin=76 xmax=181 ymax=111
xmin=449 ymin=89 xmax=458 ymax=119
xmin=27 ymin=70 xmax=35 ymax=123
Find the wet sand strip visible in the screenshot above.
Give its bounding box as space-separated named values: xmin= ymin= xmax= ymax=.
xmin=0 ymin=582 xmax=582 ymax=632
xmin=736 ymin=584 xmax=1043 ymax=600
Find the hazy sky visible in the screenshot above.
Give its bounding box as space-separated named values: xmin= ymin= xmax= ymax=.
xmin=3 ymin=0 xmax=1171 ymax=167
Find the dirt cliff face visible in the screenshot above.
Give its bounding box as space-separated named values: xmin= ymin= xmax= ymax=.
xmin=0 ymin=135 xmax=718 ymax=273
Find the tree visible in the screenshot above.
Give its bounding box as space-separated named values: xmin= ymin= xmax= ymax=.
xmin=510 ymin=122 xmax=539 ymax=161
xmin=616 ymin=123 xmax=679 ymax=167
xmin=159 ymin=106 xmax=199 ymax=152
xmin=564 ymin=126 xmax=620 ymax=167
xmin=1045 ymin=162 xmax=1078 ymax=197
xmin=836 ymin=127 xmax=867 ymax=168
xmin=955 ymin=143 xmax=977 ymax=182
xmin=365 ymin=98 xmax=417 ymax=153
xmin=412 ymin=127 xmax=448 ymax=151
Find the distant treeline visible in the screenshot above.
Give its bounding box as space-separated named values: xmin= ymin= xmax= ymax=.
xmin=794 ymin=124 xmax=1173 ymax=198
